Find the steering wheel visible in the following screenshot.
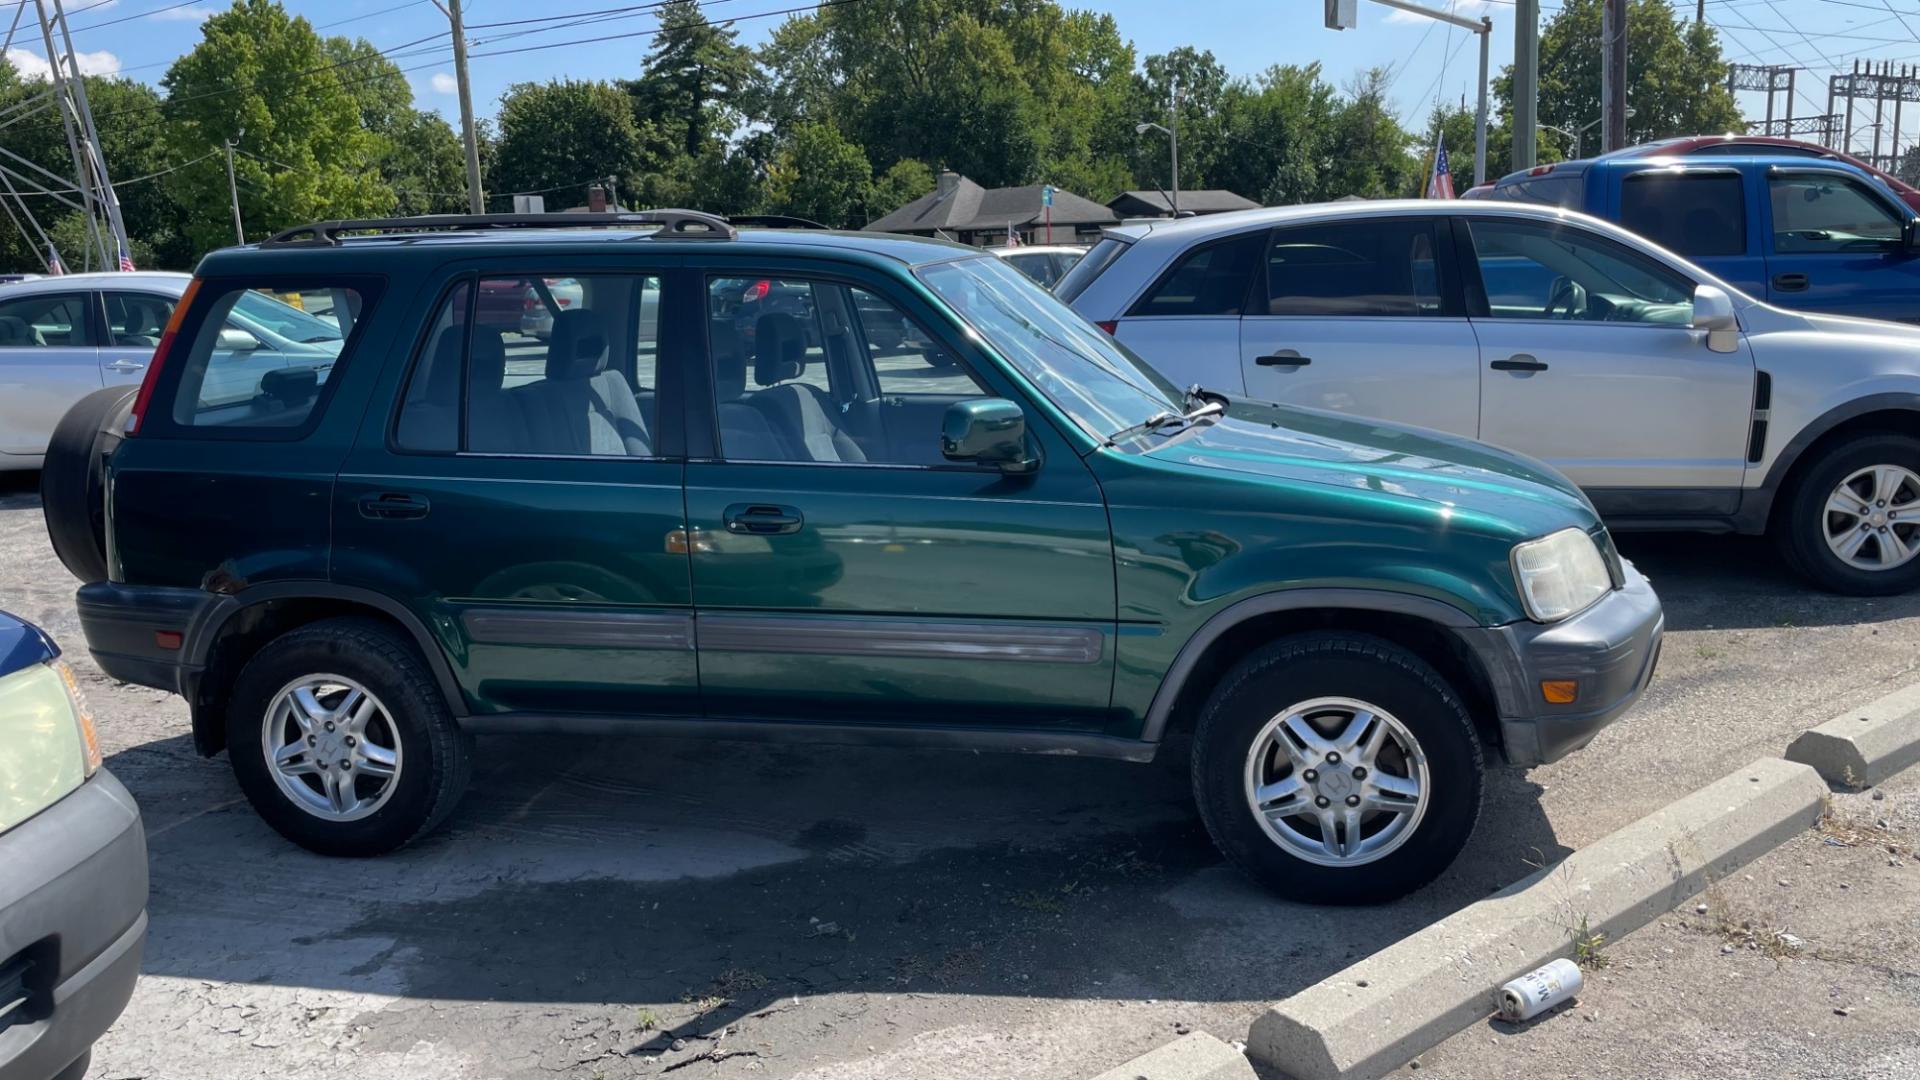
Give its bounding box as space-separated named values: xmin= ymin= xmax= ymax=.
xmin=1543 ymin=276 xmax=1587 ymax=320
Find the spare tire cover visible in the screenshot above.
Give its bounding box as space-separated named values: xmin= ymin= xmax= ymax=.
xmin=41 ymin=386 xmax=136 ymax=584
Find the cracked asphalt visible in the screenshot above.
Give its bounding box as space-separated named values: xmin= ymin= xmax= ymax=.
xmin=3 ymin=470 xmax=1916 ymax=1080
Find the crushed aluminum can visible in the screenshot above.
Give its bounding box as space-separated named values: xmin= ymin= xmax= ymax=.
xmin=1497 ymin=957 xmax=1584 ymax=1022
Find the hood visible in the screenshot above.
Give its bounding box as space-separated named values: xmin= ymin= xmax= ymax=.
xmin=1138 ymin=400 xmax=1599 ymax=540
xmin=1750 ymin=301 xmax=1920 ymax=344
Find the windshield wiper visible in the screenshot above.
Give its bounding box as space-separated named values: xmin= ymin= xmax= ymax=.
xmin=1104 ymin=384 xmax=1228 ymax=444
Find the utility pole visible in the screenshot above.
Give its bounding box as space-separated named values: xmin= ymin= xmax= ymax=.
xmin=51 ymin=0 xmax=128 ymax=265
xmin=1513 ymin=0 xmax=1539 ymax=170
xmin=1602 ymin=0 xmax=1629 ymax=153
xmin=1697 ymin=0 xmax=1705 ymax=24
xmin=1168 ymin=77 xmax=1180 ymax=217
xmin=223 ymin=134 xmax=244 ymax=245
xmin=446 ymin=0 xmax=485 ymax=214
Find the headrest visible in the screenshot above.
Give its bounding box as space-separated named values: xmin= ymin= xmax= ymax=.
xmin=546 ymin=310 xmax=609 ymax=381
xmin=0 ymin=315 xmax=37 ymax=346
xmin=469 ymin=327 xmax=506 ymax=391
xmin=754 ymin=313 xmax=806 ymax=387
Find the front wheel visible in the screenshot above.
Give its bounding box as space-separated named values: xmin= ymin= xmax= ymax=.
xmin=1190 ymin=633 xmax=1484 ymax=905
xmin=1776 ymin=434 xmax=1920 ymax=595
xmin=226 ymin=617 xmax=471 ymax=855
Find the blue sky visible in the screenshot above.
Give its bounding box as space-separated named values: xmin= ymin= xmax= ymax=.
xmin=10 ymin=0 xmax=1920 ymax=148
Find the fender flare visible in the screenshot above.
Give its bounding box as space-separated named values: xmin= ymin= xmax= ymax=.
xmin=1737 ymin=393 xmax=1920 ymax=532
xmin=184 ymin=581 xmax=467 ymax=717
xmin=1138 ymin=588 xmax=1486 ymax=744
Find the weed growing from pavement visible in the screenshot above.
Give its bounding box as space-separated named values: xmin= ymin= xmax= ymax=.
xmin=1572 ymin=916 xmax=1610 ymax=970
xmin=634 ymin=1008 xmax=659 ymax=1032
xmin=1697 ymin=884 xmax=1804 ymax=961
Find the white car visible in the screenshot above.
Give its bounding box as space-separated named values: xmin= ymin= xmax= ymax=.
xmin=0 ymin=272 xmax=348 ymax=470
xmin=990 ymin=244 xmax=1086 ymax=289
xmin=1061 ymin=200 xmax=1920 ymax=595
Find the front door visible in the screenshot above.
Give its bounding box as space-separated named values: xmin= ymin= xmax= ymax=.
xmin=1763 ymin=169 xmax=1920 ymax=321
xmin=684 ymin=266 xmax=1117 ymax=729
xmin=334 ymin=262 xmax=696 ymax=716
xmin=0 ymin=290 xmax=98 ymax=459
xmin=1238 ymin=217 xmax=1481 ymax=438
xmin=100 ymin=291 xmax=178 ymax=391
xmin=1464 ymin=215 xmax=1756 ymax=512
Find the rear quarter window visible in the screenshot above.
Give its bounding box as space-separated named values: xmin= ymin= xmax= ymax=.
xmin=1053 ymin=236 xmax=1129 ymax=303
xmin=153 ymin=280 xmax=378 ymax=439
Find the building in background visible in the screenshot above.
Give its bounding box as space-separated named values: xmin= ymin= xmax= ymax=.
xmin=1105 ymin=189 xmax=1259 ymax=218
xmin=865 ymin=171 xmax=1117 ymax=246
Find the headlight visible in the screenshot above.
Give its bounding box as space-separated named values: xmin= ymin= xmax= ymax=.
xmin=1511 ymin=528 xmax=1613 ymax=622
xmin=0 ymin=660 xmax=98 ymax=832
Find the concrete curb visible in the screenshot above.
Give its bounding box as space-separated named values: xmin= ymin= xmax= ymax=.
xmin=1245 ymin=756 xmax=1827 ymax=1080
xmin=1086 ymin=1032 xmax=1257 ymax=1080
xmin=1785 ymin=681 xmax=1920 ymax=788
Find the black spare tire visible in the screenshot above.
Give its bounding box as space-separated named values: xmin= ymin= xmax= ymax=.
xmin=41 ymin=386 xmax=136 ymax=584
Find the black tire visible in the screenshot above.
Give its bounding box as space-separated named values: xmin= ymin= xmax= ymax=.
xmin=226 ymin=617 xmax=471 ymax=856
xmin=1775 ymin=433 xmax=1920 ymax=596
xmin=40 ymin=386 xmax=135 ymax=584
xmin=1190 ymin=632 xmax=1484 ymax=905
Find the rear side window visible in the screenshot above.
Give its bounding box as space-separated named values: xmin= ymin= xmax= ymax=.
xmin=0 ymin=292 xmax=93 ymax=347
xmin=1620 ymin=172 xmax=1746 ymax=256
xmin=1128 ymin=231 xmax=1265 ymax=317
xmin=1053 ymin=236 xmax=1128 ymax=302
xmin=1264 ymin=220 xmax=1444 ymax=317
xmin=165 ymin=283 xmax=370 ymax=434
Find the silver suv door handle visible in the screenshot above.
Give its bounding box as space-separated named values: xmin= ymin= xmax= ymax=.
xmin=105 ymin=358 xmax=146 ymax=373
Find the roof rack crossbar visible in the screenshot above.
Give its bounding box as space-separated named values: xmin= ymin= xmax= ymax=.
xmin=261 ymin=209 xmax=738 ymax=247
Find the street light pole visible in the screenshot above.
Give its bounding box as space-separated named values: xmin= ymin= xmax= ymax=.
xmin=1357 ymin=0 xmax=1493 ymax=185
xmin=224 ymin=132 xmax=244 ymax=245
xmin=1168 ymin=77 xmax=1180 ymax=217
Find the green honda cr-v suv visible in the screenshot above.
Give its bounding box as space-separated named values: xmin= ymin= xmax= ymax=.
xmin=46 ymin=210 xmax=1662 ymax=905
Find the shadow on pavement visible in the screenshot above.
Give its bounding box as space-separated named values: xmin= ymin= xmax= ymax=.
xmin=1616 ymin=532 xmax=1920 ymax=631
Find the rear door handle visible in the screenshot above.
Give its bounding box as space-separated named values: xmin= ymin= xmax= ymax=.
xmin=1490 ymin=354 xmax=1549 ymax=372
xmin=1255 ymin=350 xmax=1311 ymax=366
xmin=724 ymin=503 xmax=804 ymax=535
xmin=358 ymin=492 xmax=431 ymax=521
xmin=1772 ymin=272 xmax=1810 ymax=292
xmin=105 ymin=358 xmax=145 ymax=373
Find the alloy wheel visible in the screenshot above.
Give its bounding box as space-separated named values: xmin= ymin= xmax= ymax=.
xmin=1242 ymin=696 xmax=1430 ymax=868
xmin=261 ymin=674 xmax=403 ymax=822
xmin=1823 ymin=464 xmax=1920 ymax=572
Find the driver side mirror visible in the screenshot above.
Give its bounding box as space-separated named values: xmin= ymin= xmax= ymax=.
xmin=217 ymin=326 xmax=262 ymax=352
xmin=1691 ymin=285 xmax=1739 ymax=355
xmin=942 ymin=398 xmax=1037 ymax=474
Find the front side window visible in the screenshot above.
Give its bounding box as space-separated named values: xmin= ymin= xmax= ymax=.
xmin=104 ymin=292 xmax=176 ymax=348
xmin=1620 ymin=172 xmax=1746 ymax=257
xmin=1468 ymin=218 xmax=1695 ymax=325
xmin=166 ymin=283 xmax=367 ymax=431
xmin=918 ymin=255 xmax=1178 ymax=440
xmin=1264 ymin=220 xmax=1444 ymax=317
xmin=396 ymin=273 xmax=662 ymax=457
xmin=1130 ymin=231 xmax=1264 ymax=317
xmin=1770 ymin=174 xmax=1904 ymax=253
xmin=0 ymin=293 xmax=92 ymax=348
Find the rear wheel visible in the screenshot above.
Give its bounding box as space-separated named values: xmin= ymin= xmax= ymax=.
xmin=226 ymin=617 xmax=470 ymax=855
xmin=1776 ymin=433 xmax=1920 ymax=595
xmin=40 ymin=386 xmax=135 ymax=583
xmin=1190 ymin=633 xmax=1484 ymax=905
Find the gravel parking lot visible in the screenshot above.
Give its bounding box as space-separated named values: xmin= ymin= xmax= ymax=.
xmin=2 ymin=470 xmax=1915 ymax=1080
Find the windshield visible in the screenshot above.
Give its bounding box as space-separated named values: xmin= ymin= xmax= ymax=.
xmin=918 ymin=255 xmax=1179 ymax=439
xmin=231 ymin=290 xmax=346 ymax=349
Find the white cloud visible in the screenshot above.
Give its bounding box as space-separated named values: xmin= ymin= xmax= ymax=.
xmin=430 ymin=72 xmax=458 ymax=94
xmin=1383 ymin=0 xmax=1494 ymax=25
xmin=3 ymin=46 xmax=122 ymax=81
xmin=151 ymin=4 xmax=215 ymax=21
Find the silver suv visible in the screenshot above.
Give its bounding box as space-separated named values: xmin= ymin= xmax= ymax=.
xmin=1061 ymin=200 xmax=1920 ymax=595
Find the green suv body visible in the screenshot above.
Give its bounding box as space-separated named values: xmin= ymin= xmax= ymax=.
xmin=56 ymin=212 xmax=1662 ymax=903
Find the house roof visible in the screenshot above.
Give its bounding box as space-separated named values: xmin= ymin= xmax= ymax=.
xmin=865 ymin=175 xmax=1118 ymax=234
xmin=1108 ymin=189 xmax=1261 ymax=214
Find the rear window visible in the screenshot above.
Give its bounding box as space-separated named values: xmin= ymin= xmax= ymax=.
xmin=162 ymin=282 xmax=373 ymax=436
xmin=1620 ymin=172 xmax=1746 ymax=257
xmin=1489 ymin=173 xmax=1584 ymax=209
xmin=1053 ymin=236 xmax=1129 ymax=302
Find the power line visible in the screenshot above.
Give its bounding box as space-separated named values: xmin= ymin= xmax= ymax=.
xmin=70 ymin=0 xmax=209 ymax=33
xmin=466 ymin=0 xmax=865 ymax=59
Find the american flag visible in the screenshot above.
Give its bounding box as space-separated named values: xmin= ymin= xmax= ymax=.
xmin=45 ymin=243 xmax=65 ymax=276
xmin=116 ymin=238 xmax=135 ymax=272
xmin=1428 ymin=136 xmax=1456 ymax=200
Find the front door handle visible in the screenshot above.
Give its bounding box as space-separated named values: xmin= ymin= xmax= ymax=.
xmin=358 ymin=492 xmax=431 ymax=521
xmin=105 ymin=358 xmax=145 ymax=373
xmin=1490 ymin=354 xmax=1549 ymax=372
xmin=1255 ymin=350 xmax=1312 ymax=367
xmin=1772 ymin=272 xmax=1810 ymax=292
xmin=724 ymin=503 xmax=804 ymax=536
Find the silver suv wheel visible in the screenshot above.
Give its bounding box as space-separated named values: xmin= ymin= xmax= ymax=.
xmin=1242 ymin=696 xmax=1430 ymax=868
xmin=262 ymin=674 xmax=404 ymax=822
xmin=1823 ymin=464 xmax=1920 ymax=572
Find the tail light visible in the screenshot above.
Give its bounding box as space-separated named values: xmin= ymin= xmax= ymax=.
xmin=1095 ymin=320 xmax=1118 ymax=335
xmin=742 ymin=279 xmax=771 ymax=302
xmin=127 ymin=277 xmax=200 ymax=435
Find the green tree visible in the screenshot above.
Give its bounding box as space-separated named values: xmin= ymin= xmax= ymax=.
xmin=491 ymin=80 xmax=648 ymax=207
xmin=322 ymin=36 xmax=467 ymax=215
xmin=865 ymin=158 xmax=934 ymax=221
xmin=1322 ymin=68 xmax=1418 ymax=199
xmin=1214 ymin=63 xmax=1340 ymax=205
xmin=1135 ymin=47 xmax=1231 ymax=191
xmin=162 ymin=0 xmax=393 ymax=253
xmin=766 ymin=121 xmax=872 ymax=227
xmin=1420 ymin=100 xmax=1512 ymax=194
xmin=626 ymin=0 xmax=758 ymax=159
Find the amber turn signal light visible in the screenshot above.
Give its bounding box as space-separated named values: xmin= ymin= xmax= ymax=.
xmin=1540 ymin=680 xmax=1579 ymax=704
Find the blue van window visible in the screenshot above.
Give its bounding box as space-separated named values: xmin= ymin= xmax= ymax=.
xmin=1620 ymin=172 xmax=1746 ymax=257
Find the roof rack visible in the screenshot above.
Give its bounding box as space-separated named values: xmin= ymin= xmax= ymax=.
xmin=261 ymin=208 xmax=737 ymax=247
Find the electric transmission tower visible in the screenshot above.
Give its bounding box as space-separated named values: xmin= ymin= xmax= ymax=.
xmin=0 ymin=0 xmax=133 ymax=273
xmin=1828 ymin=60 xmax=1920 ymax=171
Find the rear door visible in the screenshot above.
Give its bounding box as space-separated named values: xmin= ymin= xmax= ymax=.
xmin=100 ymin=290 xmax=180 ymax=391
xmin=1108 ymin=229 xmax=1263 ymax=392
xmin=1609 ymin=167 xmax=1767 ymax=295
xmin=0 ymin=290 xmax=100 ymax=458
xmin=1762 ymin=167 xmax=1920 ymax=320
xmin=334 ymin=258 xmax=697 ymax=717
xmin=1239 ymin=216 xmax=1480 ymax=437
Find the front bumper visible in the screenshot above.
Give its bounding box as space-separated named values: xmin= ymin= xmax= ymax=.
xmin=1457 ymin=561 xmax=1665 ymax=767
xmin=0 ymin=769 xmax=148 ymax=1080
